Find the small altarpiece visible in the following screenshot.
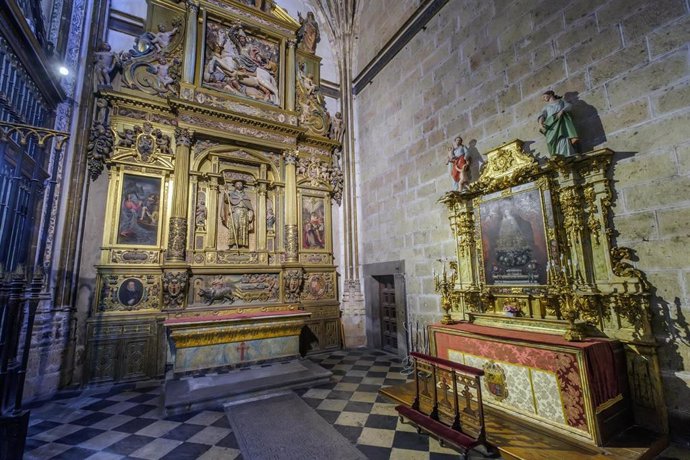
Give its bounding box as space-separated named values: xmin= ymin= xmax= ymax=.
xmin=84 ymin=0 xmax=341 ymax=383
xmin=434 ymin=140 xmax=667 ymax=447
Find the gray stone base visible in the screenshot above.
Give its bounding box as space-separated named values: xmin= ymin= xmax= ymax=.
xmin=163 ymin=358 xmax=332 ymax=416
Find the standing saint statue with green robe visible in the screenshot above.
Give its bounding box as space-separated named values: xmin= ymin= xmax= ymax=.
xmin=538 ymin=90 xmax=579 ymax=156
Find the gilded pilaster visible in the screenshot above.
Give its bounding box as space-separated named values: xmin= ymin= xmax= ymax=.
xmin=183 ymin=1 xmax=199 ymax=83
xmin=257 ymin=181 xmax=267 ymax=251
xmin=283 ymin=149 xmax=298 ymax=262
xmin=207 ymin=178 xmax=219 ymax=249
xmin=286 ymin=40 xmax=296 ymax=112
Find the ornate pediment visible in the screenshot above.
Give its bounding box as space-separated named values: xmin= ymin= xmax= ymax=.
xmin=470 ymin=139 xmax=540 ymax=193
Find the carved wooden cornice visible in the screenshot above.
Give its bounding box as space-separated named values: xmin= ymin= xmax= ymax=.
xmin=170 ymin=98 xmax=305 ymax=137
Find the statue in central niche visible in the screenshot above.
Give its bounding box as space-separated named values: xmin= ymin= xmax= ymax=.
xmin=221 ymin=180 xmax=255 ymax=249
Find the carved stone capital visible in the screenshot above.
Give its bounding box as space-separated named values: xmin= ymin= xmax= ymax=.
xmin=187 ymin=0 xmax=200 ymax=14
xmin=287 ymin=39 xmax=297 ymax=49
xmin=175 ymin=127 xmax=193 ymax=147
xmin=167 ymin=217 xmax=188 ymax=261
xmin=283 ymin=149 xmax=299 ymax=165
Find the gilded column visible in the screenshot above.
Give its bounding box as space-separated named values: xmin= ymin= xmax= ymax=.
xmin=283 ymin=149 xmax=298 ymax=262
xmin=257 ymin=181 xmax=267 ymax=252
xmin=167 ymin=127 xmax=193 ymax=261
xmin=286 ymin=40 xmax=296 ymax=112
xmin=183 ymin=1 xmax=199 ymax=83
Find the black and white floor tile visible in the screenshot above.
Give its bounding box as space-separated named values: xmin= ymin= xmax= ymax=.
xmin=24 ymin=348 xmax=491 ymax=459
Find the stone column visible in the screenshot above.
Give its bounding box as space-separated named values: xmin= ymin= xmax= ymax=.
xmin=182 ymin=1 xmax=199 ymax=83
xmin=283 ymin=149 xmax=298 ymax=263
xmin=286 ymin=40 xmax=296 ymax=112
xmin=338 ymin=33 xmax=366 ymax=347
xmin=167 ymin=127 xmax=192 ymax=261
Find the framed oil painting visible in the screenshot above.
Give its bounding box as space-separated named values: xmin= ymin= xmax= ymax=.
xmin=203 ymin=19 xmax=281 ymax=106
xmin=118 ymin=278 xmax=144 ymax=307
xmin=301 ymin=195 xmax=326 ymax=250
xmin=117 ymin=174 xmax=162 ymax=246
xmin=478 ymin=186 xmax=549 ymax=286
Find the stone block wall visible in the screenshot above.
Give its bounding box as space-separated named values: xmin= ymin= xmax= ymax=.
xmin=353 ymin=0 xmax=421 ymax=75
xmin=354 ymin=0 xmax=690 ymax=433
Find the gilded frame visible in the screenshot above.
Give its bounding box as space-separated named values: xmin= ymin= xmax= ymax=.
xmin=474 ymin=179 xmax=557 ymax=293
xmin=110 ymin=172 xmax=167 ymax=249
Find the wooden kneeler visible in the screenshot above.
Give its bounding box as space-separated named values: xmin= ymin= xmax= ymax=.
xmin=396 ymin=352 xmax=490 ymax=459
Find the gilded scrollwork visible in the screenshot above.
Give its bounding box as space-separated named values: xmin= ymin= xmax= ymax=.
xmin=583 ymin=185 xmax=601 ymax=243
xmin=110 ymin=250 xmax=159 ymax=264
xmin=468 ymin=140 xmax=540 ymax=194
xmin=558 ymin=186 xmax=584 ymax=236
xmin=115 ymin=121 xmax=172 ymax=163
xmin=87 ymin=100 xmax=114 ymax=180
xmin=610 ymin=247 xmax=650 ymax=290
xmin=120 ymin=18 xmax=183 ymax=97
xmin=296 ymin=62 xmax=330 ymax=137
xmin=98 ymin=274 xmax=160 ymax=312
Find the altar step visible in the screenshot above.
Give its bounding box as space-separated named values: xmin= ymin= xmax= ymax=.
xmin=163 ymin=358 xmax=332 ymax=416
xmin=380 ymin=381 xmax=668 ymax=460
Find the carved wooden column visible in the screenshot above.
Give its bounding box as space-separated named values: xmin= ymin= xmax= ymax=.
xmin=283 ymin=149 xmax=298 ymax=262
xmin=182 ymin=1 xmax=199 ymax=83
xmin=167 ymin=127 xmax=192 ymax=262
xmin=286 ymin=39 xmax=296 ymax=112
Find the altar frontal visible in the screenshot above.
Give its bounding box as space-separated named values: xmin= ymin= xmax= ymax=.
xmin=165 ymin=309 xmax=310 ymax=374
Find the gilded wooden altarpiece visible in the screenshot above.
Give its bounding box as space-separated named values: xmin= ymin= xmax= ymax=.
xmin=438 ymin=139 xmax=667 ymax=436
xmin=84 ymin=0 xmax=342 ymax=384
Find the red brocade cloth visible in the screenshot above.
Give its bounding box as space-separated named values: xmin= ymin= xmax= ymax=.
xmin=432 ymin=323 xmax=624 ymax=409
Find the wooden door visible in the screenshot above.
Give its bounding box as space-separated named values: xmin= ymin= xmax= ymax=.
xmin=379 ymin=275 xmax=398 ymax=352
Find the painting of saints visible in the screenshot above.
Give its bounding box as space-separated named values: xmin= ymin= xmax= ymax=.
xmin=221 ymin=180 xmax=255 ymax=249
xmin=203 ymin=21 xmax=280 ymax=105
xmin=302 ymin=197 xmax=326 ymax=249
xmin=117 ymin=175 xmax=161 ymax=245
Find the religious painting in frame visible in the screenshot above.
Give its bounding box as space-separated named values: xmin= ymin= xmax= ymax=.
xmin=476 ymin=183 xmax=551 ymax=286
xmin=301 ymin=195 xmax=327 ymax=250
xmin=202 ymin=19 xmax=282 ymax=106
xmin=116 ymin=174 xmax=163 ymax=246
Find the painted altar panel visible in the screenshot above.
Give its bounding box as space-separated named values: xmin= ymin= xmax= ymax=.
xmin=301 ymin=195 xmax=327 ymax=250
xmin=116 ymin=174 xmax=163 ymax=246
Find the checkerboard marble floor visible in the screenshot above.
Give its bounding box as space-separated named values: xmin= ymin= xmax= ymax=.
xmin=24 ymin=348 xmax=495 ymax=459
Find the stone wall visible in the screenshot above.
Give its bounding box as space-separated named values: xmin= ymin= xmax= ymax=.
xmin=353 ymin=0 xmax=420 ymax=75
xmin=354 ymin=0 xmax=690 ymax=433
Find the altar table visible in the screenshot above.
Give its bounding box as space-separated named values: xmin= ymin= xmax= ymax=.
xmin=429 ymin=322 xmax=630 ymax=446
xmin=165 ymin=310 xmax=311 ymax=374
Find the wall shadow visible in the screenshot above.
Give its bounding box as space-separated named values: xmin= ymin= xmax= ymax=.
xmin=565 ymin=91 xmax=606 ymax=153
